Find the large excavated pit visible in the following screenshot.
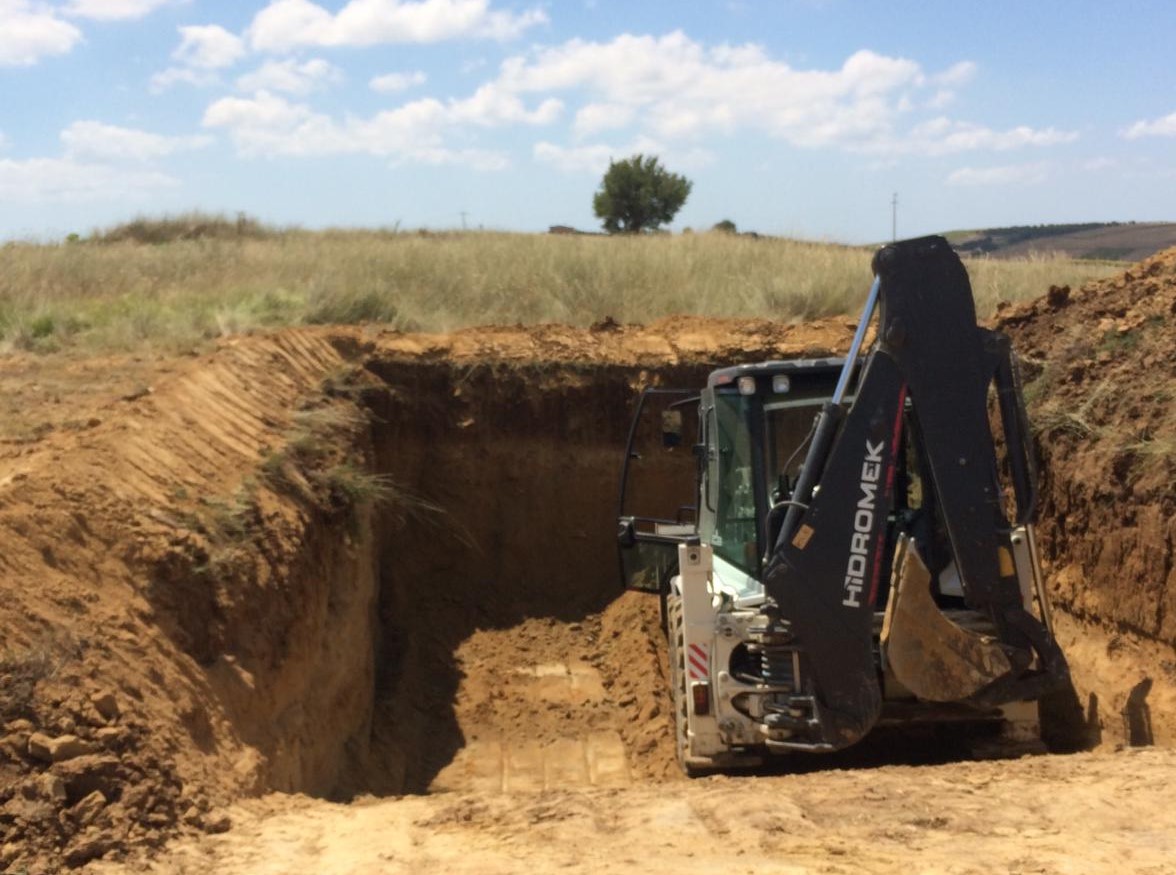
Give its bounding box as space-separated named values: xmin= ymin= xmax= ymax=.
xmin=354 ymin=355 xmax=715 ymax=795
xmin=225 ymin=339 xmax=1047 ymax=802
xmin=4 ymin=302 xmax=1174 ymax=870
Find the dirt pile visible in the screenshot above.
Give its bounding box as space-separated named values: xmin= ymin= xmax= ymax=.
xmin=998 ymin=247 xmax=1176 ymax=743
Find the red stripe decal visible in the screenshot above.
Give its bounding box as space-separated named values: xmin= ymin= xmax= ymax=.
xmin=687 ymin=644 xmax=708 ymax=680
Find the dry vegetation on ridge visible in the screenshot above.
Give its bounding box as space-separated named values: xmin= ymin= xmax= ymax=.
xmin=0 ymin=215 xmax=1118 ymax=354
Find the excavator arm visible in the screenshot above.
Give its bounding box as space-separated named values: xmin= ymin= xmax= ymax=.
xmin=762 ymin=235 xmax=1070 ymax=751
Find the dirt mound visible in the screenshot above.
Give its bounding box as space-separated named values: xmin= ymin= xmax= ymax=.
xmin=997 ymin=247 xmax=1176 ymax=743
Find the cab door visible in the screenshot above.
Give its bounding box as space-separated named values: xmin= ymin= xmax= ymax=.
xmin=616 ymin=388 xmax=700 ymax=597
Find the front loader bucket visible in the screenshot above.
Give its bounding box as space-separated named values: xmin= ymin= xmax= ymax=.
xmin=881 ymin=538 xmax=1014 ymax=702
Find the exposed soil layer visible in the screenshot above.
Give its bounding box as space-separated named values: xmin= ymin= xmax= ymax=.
xmin=997 ymin=248 xmax=1176 ymax=745
xmin=0 ymin=274 xmax=1172 ymax=872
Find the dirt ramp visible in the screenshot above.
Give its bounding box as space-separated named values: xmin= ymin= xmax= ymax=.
xmin=999 ymin=248 xmax=1176 ymax=744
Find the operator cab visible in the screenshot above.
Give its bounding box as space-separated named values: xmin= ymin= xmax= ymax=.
xmin=617 ymin=358 xmax=856 ymax=608
xmin=702 ymin=359 xmax=847 ymax=605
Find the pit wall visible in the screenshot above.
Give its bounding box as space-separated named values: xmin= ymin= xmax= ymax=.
xmin=131 ymin=356 xmax=389 ymax=801
xmin=131 ymin=346 xmax=714 ymax=801
xmin=195 ymin=503 xmax=380 ymax=797
xmin=1034 ymin=440 xmax=1176 ymax=748
xmin=358 ymin=358 xmax=710 ymax=792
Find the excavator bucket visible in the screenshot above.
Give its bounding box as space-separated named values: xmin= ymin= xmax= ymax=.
xmin=881 ymin=538 xmax=1014 ymax=702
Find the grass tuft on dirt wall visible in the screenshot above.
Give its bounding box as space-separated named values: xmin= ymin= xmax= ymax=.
xmin=0 ymin=226 xmax=1120 ymax=353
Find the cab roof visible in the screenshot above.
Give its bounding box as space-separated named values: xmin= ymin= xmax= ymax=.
xmin=707 ymin=357 xmax=847 ymax=389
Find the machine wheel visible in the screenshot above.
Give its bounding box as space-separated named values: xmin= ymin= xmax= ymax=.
xmin=667 ymin=593 xmax=703 ymax=777
xmin=657 ymin=565 xmax=678 ymax=638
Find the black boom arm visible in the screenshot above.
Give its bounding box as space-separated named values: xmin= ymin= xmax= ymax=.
xmin=763 ymin=236 xmax=1069 ymax=750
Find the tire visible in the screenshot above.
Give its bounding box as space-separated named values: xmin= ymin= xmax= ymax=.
xmin=666 ymin=594 xmax=703 ymax=777
xmin=657 ymin=565 xmax=677 ymax=639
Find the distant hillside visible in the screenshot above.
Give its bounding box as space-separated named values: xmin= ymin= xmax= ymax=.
xmin=943 ymin=221 xmax=1176 ymax=262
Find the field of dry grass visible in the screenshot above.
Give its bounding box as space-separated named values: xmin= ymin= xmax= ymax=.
xmin=0 ymin=219 xmax=1120 ymax=353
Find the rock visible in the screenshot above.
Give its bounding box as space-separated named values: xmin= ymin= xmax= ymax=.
xmin=46 ymin=734 xmax=96 ymax=762
xmin=2 ymin=794 xmax=55 ymax=824
xmin=27 ymin=732 xmax=56 ymax=762
xmin=0 ymin=733 xmax=28 ymax=757
xmin=72 ymin=790 xmax=107 ymax=827
xmin=27 ymin=772 xmax=68 ymax=803
xmin=90 ymin=692 xmax=120 ymax=722
xmin=181 ymin=805 xmax=203 ymax=828
xmin=51 ymin=754 xmax=120 ymax=801
xmin=204 ymin=811 xmax=232 ymax=834
xmin=95 ymin=726 xmax=127 ymax=749
xmin=1047 ymin=284 xmax=1071 ymax=308
xmin=64 ymin=832 xmax=115 ymax=868
xmin=4 ymin=719 xmax=34 ymax=733
xmin=120 ymin=784 xmax=151 ymax=811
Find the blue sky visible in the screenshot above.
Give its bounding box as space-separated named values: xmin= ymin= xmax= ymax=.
xmin=2 ymin=0 xmax=1175 ymax=242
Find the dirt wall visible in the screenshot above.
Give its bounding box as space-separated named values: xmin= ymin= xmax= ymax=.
xmin=357 ymin=358 xmax=713 ymax=792
xmin=998 ymin=250 xmax=1176 ymax=642
xmin=998 ymin=248 xmax=1176 ymax=745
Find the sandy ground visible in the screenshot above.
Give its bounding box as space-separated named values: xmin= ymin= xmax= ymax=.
xmin=89 ymin=747 xmax=1176 ymax=875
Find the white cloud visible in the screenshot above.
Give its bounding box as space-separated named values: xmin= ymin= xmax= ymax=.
xmin=447 ymin=83 xmax=562 ymax=126
xmin=1121 ymin=110 xmax=1176 ymax=140
xmin=173 ymin=24 xmax=246 ymax=69
xmin=152 ymin=24 xmax=245 ymax=92
xmin=946 ymin=162 xmax=1050 ymax=187
xmin=63 ymin=0 xmax=173 ymax=20
xmin=495 ymin=35 xmax=924 ymax=147
xmin=150 ymin=66 xmax=220 ymax=93
xmin=370 ymin=70 xmax=427 ymax=93
xmin=202 ymin=89 xmax=538 ymax=169
xmin=933 ymin=60 xmax=977 ymax=87
xmin=491 ymin=34 xmax=1074 ymax=159
xmin=247 ymin=0 xmax=547 ymax=52
xmin=0 ymin=0 xmax=83 ymax=65
xmin=533 ymin=140 xmax=612 ymax=173
xmin=534 ymin=135 xmax=713 ymax=174
xmin=573 ymin=102 xmax=635 ymax=138
xmin=864 ymin=117 xmax=1078 ymax=157
xmin=61 ymin=120 xmax=211 ymax=162
xmin=237 ymin=58 xmax=343 ymax=95
xmin=0 ymin=157 xmax=177 ymax=202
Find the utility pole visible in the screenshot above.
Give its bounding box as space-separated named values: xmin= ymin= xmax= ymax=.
xmin=460 ymin=210 xmax=468 ymax=231
xmin=891 ymin=192 xmax=898 ymax=242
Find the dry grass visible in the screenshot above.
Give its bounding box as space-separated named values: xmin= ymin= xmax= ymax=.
xmin=0 ymin=222 xmax=1121 ymax=353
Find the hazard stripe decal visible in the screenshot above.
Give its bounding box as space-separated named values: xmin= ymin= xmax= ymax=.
xmin=687 ymin=643 xmax=708 ymax=680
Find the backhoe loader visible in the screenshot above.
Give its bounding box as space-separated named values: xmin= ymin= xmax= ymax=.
xmin=617 ymin=236 xmax=1070 ymax=772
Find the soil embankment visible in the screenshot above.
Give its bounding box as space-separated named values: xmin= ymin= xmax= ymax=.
xmin=999 ymin=248 xmax=1176 ymax=746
